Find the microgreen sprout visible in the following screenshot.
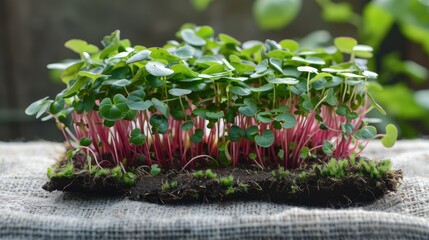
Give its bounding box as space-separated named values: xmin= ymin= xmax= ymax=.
xmin=111 ymin=166 xmax=123 ymax=181
xmin=225 ymin=186 xmax=235 ymax=195
xmin=55 ymin=163 xmax=75 ymax=179
xmin=150 ymin=164 xmax=161 ymax=176
xmin=238 ymin=183 xmax=249 ymax=192
xmin=26 ymin=24 xmax=397 ymax=173
xmin=162 ymin=181 xmax=170 ymax=190
xmin=205 ymin=169 xmax=217 ymax=180
xmin=192 ymin=170 xmax=205 ymax=178
xmin=219 ymin=176 xmax=234 ymax=187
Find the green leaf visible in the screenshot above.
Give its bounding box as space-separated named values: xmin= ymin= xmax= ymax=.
xmin=169 ymin=88 xmax=192 ymax=97
xmin=341 ymin=123 xmax=354 ymax=135
xmin=65 ymin=39 xmax=99 ymax=54
xmin=279 ymin=39 xmax=299 ymax=51
xmin=201 ymin=64 xmax=225 ymax=74
xmin=269 ymin=58 xmax=284 ymax=73
xmin=77 ymin=69 xmax=108 ymax=81
xmin=190 ymin=0 xmax=213 ymax=11
xmin=277 ymin=149 xmax=284 ymax=158
xmin=255 ymin=60 xmax=268 ymax=74
xmin=381 ymin=124 xmax=398 ymax=148
xmin=148 ymin=47 xmax=180 ymax=62
xmin=245 ymin=126 xmax=259 ymax=140
xmin=219 ymin=33 xmax=241 ymax=45
xmin=145 ymin=62 xmax=174 ymax=77
xmin=124 ymin=110 xmax=138 ymax=121
xmin=190 ymin=129 xmax=204 ymax=143
xmin=206 ymin=111 xmax=224 ymax=119
xmin=110 ymin=79 xmax=131 ymax=87
xmin=352 ymin=45 xmax=373 ymax=58
xmin=60 ymin=61 xmax=84 ymax=85
xmin=80 ymin=137 xmax=92 ymax=146
xmin=99 ymin=30 xmax=120 ymax=59
xmin=129 ymin=128 xmax=146 ymax=146
xmin=230 ymin=62 xmax=255 ymax=74
xmin=151 ymin=98 xmax=169 ymax=118
xmin=196 ymin=25 xmax=214 ymax=38
xmin=309 ymin=57 xmax=326 ymax=65
xmin=34 ymin=100 xmax=51 ymax=119
xmin=300 ymin=94 xmax=313 ymax=111
xmin=325 ymin=76 xmax=343 ymax=88
xmin=322 ymin=140 xmax=334 ymax=156
xmin=255 ymin=129 xmax=275 ymax=148
xmin=103 ymin=120 xmax=115 ymax=127
xmin=229 ymin=125 xmax=245 ymax=142
xmin=193 ymin=108 xmax=208 ymax=119
xmin=25 ymin=97 xmax=49 ymax=116
xmin=196 ymin=55 xmax=222 ymax=66
xmin=256 ymin=112 xmax=273 ymax=123
xmin=354 ymin=126 xmax=377 ymax=140
xmin=247 ymin=84 xmax=272 ymax=93
xmin=299 ymin=146 xmax=310 ymax=159
xmin=368 ymin=93 xmax=387 ymax=115
xmin=171 ymin=64 xmax=199 ymax=77
xmin=334 ymin=37 xmax=357 ymax=54
xmin=181 ymin=29 xmax=206 ymax=46
xmin=181 ymin=121 xmax=194 ymax=131
xmin=126 ymin=50 xmax=151 ymax=64
xmin=268 ymin=77 xmax=299 ymax=85
xmin=174 ymin=46 xmax=194 ymax=59
xmin=99 ymin=94 xmax=129 ymax=121
xmin=339 ymin=72 xmax=364 ymax=78
xmin=150 ymin=164 xmax=161 ymax=176
xmin=336 ymin=104 xmax=348 ymax=116
xmin=309 ymin=73 xmax=332 ymax=84
xmin=268 ymin=49 xmax=293 ymax=60
xmin=253 ymin=0 xmax=302 ymax=30
xmin=230 ymin=86 xmax=252 ymax=96
xmin=50 ymin=97 xmax=65 ymax=114
xmin=362 ymin=70 xmax=378 ymax=79
xmin=346 ymin=112 xmax=358 ymax=120
xmin=127 ymin=90 xmax=152 ymax=111
xmin=238 ymin=98 xmax=258 ymax=116
xmin=150 ymin=114 xmax=169 ymax=134
xmin=63 ymin=77 xmax=90 ymax=98
xmin=297 ymin=66 xmax=318 ymax=73
xmin=123 ymin=172 xmax=136 ymax=186
xmin=274 ymin=113 xmax=296 ymax=128
xmin=326 ymin=88 xmax=338 ymax=106
xmin=320 ymin=1 xmax=354 ymax=23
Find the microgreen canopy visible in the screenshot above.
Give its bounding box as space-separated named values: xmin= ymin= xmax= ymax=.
xmin=26 ymin=24 xmax=397 ymax=170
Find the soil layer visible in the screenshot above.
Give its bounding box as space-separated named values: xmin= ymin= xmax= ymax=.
xmin=43 ymin=158 xmax=403 ymax=207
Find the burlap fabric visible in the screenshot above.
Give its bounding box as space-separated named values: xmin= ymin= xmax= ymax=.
xmin=0 ymin=141 xmax=428 ymax=239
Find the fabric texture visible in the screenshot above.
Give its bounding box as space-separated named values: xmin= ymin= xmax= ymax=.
xmin=0 ymin=140 xmax=428 ymax=239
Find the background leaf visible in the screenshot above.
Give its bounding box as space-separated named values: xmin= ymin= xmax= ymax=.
xmin=253 ymin=0 xmax=302 ymax=30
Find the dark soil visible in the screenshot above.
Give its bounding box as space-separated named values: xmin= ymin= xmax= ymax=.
xmin=43 ymin=174 xmax=129 ymax=195
xmin=43 ymin=158 xmax=403 ymax=208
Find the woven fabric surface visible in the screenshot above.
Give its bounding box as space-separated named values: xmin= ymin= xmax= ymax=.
xmin=0 ymin=141 xmax=428 ymax=239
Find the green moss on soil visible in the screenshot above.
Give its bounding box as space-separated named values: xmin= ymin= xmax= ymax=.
xmin=43 ymin=157 xmax=402 ymax=207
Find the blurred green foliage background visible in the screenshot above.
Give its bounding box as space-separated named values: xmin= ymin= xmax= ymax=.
xmin=191 ymin=0 xmax=429 ymax=138
xmin=1 ymin=0 xmax=428 ymax=140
